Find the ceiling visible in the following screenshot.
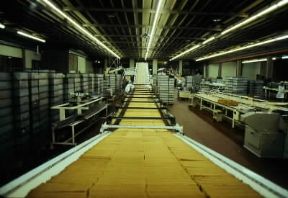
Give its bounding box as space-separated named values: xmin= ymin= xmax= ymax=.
xmin=0 ymin=0 xmax=288 ymax=62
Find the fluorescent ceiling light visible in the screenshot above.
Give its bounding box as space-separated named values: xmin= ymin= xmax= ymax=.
xmin=242 ymin=58 xmax=267 ymax=63
xmin=202 ymin=36 xmax=215 ymax=45
xmin=144 ymin=0 xmax=163 ymax=60
xmin=17 ymin=31 xmax=46 ymax=43
xmin=40 ymin=0 xmax=120 ymax=59
xmin=169 ymin=0 xmax=288 ymax=61
xmin=196 ymin=34 xmax=288 ymax=61
xmin=0 ymin=23 xmax=5 ymax=29
xmin=169 ymin=45 xmax=200 ymax=61
xmin=282 ymin=55 xmax=288 ymax=59
xmin=221 ymin=0 xmax=288 ymax=36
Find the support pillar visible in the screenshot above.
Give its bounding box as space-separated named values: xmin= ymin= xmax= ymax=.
xmin=204 ymin=64 xmax=209 ymax=78
xmin=152 ymin=59 xmax=158 ymax=75
xmin=178 ymin=60 xmax=183 ymax=76
xmin=129 ymin=58 xmax=135 ymax=68
xmin=266 ymin=56 xmax=273 ymax=79
xmin=236 ymin=60 xmax=242 ymax=77
xmin=218 ymin=63 xmax=222 ymax=78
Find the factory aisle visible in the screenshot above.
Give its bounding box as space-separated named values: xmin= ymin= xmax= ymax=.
xmin=27 ymin=87 xmax=261 ymax=198
xmin=169 ymin=98 xmax=288 ymax=189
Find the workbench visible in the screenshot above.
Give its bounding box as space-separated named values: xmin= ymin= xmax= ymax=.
xmin=51 ymin=96 xmax=107 ymax=145
xmin=191 ymin=92 xmax=288 ymax=127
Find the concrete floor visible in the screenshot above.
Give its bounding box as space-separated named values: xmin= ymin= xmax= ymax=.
xmin=169 ymin=99 xmax=288 ymax=189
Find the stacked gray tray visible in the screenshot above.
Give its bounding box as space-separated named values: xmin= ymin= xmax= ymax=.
xmin=116 ymin=74 xmax=123 ymax=92
xmin=88 ymin=73 xmax=95 ymax=95
xmin=157 ymin=74 xmax=175 ymax=104
xmin=95 ymin=74 xmax=104 ymax=96
xmin=64 ymin=73 xmax=81 ymax=101
xmin=81 ymin=73 xmax=89 ymax=93
xmin=249 ymin=80 xmax=264 ymax=98
xmin=185 ymin=76 xmax=193 ymax=89
xmin=224 ymin=77 xmax=248 ymax=95
xmin=109 ymin=74 xmax=116 ymax=94
xmin=49 ymin=73 xmax=64 ymax=124
xmin=0 ymin=73 xmax=13 ymax=145
xmin=13 ymin=72 xmax=31 ymax=137
xmin=28 ymin=72 xmax=50 ymax=135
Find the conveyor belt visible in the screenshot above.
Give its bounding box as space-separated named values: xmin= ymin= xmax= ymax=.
xmin=24 ymin=85 xmax=264 ymax=197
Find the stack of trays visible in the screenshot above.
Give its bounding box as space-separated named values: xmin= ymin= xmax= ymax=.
xmin=88 ymin=73 xmax=95 ymax=95
xmin=29 ymin=72 xmax=50 ymax=135
xmin=81 ymin=73 xmax=89 ymax=93
xmin=157 ymin=74 xmax=175 ymax=104
xmin=248 ymin=80 xmax=264 ymax=98
xmin=224 ymin=77 xmax=248 ymax=95
xmin=185 ymin=76 xmax=193 ymax=89
xmin=64 ymin=73 xmax=81 ymax=101
xmin=49 ymin=73 xmax=64 ymax=124
xmin=116 ymin=74 xmax=123 ymax=92
xmin=0 ymin=73 xmax=13 ymax=146
xmin=109 ymin=74 xmax=116 ymax=95
xmin=95 ymin=74 xmax=104 ymax=96
xmin=13 ymin=72 xmax=31 ymax=137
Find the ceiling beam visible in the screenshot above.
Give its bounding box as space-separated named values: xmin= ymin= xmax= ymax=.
xmin=87 ymin=24 xmax=221 ymax=32
xmin=66 ymin=7 xmax=248 ymax=18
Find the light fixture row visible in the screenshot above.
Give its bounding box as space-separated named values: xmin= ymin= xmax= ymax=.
xmin=169 ymin=0 xmax=288 ymax=61
xmin=40 ymin=0 xmax=121 ymax=59
xmin=144 ymin=0 xmax=163 ymax=60
xmin=0 ymin=22 xmax=46 ymax=43
xmin=242 ymin=55 xmax=288 ymax=63
xmin=195 ymin=34 xmax=288 ymax=61
xmin=17 ymin=31 xmax=46 ymax=43
xmin=0 ymin=22 xmax=5 ymax=29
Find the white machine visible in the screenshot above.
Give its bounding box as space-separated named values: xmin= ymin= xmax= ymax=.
xmin=242 ymin=112 xmax=287 ymax=158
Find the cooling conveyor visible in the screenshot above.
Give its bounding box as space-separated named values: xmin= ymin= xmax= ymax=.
xmin=1 ymin=85 xmax=288 ymax=198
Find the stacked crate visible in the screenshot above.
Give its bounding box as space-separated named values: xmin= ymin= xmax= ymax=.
xmin=81 ymin=73 xmax=89 ymax=94
xmin=0 ymin=73 xmax=16 ymax=183
xmin=64 ymin=73 xmax=81 ymax=101
xmin=185 ymin=76 xmax=193 ymax=89
xmin=13 ymin=72 xmax=31 ymax=137
xmin=157 ymin=74 xmax=175 ymax=104
xmin=249 ymin=80 xmax=264 ymax=98
xmin=95 ymin=74 xmax=104 ymax=96
xmin=49 ymin=73 xmax=64 ymax=124
xmin=109 ymin=74 xmax=116 ymax=94
xmin=29 ymin=72 xmax=50 ymax=136
xmin=0 ymin=73 xmax=13 ymax=146
xmin=12 ymin=72 xmax=32 ymax=167
xmin=224 ymin=77 xmax=248 ymax=95
xmin=116 ymin=74 xmax=123 ymax=92
xmin=88 ymin=73 xmax=95 ymax=95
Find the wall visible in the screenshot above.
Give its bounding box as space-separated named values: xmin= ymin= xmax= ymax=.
xmin=77 ymin=56 xmax=86 ymax=73
xmin=242 ymin=62 xmax=261 ymax=80
xmin=24 ymin=49 xmax=41 ymax=69
xmin=41 ymin=49 xmax=69 ymax=73
xmin=221 ymin=62 xmax=236 ymax=79
xmin=86 ymin=60 xmax=94 ymax=73
xmin=0 ymin=44 xmax=22 ymax=58
xmin=207 ymin=64 xmax=219 ymax=78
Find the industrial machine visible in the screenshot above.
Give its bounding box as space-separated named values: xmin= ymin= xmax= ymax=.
xmin=242 ymin=112 xmax=288 ymax=158
xmin=51 ymin=92 xmax=108 ymax=146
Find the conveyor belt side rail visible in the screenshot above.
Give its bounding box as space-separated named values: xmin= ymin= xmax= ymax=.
xmin=0 ymin=132 xmax=110 ymax=198
xmin=116 ymin=106 xmax=167 ymax=109
xmin=176 ymin=134 xmax=288 ymax=198
xmin=100 ymin=122 xmax=183 ymax=133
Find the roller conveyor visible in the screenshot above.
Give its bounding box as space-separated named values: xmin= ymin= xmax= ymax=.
xmin=1 ymin=86 xmax=288 ymax=198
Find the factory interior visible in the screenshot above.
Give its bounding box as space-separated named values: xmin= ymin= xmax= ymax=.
xmin=1 ymin=0 xmax=288 ymax=197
